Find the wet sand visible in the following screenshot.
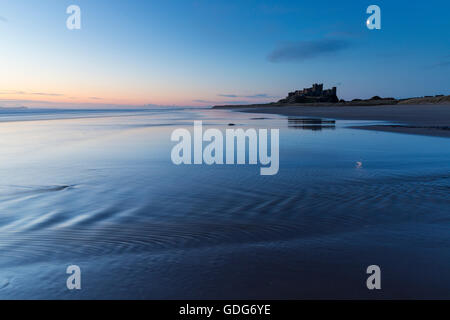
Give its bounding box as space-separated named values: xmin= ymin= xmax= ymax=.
xmin=228 ymin=104 xmax=450 ymax=137
xmin=1 ymin=108 xmax=450 ymax=299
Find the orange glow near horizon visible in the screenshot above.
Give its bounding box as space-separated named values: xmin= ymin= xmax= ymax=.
xmin=0 ymin=88 xmax=224 ymax=108
xmin=0 ymin=84 xmax=275 ymax=108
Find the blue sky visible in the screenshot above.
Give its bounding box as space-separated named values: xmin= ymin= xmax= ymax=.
xmin=0 ymin=0 xmax=449 ymax=108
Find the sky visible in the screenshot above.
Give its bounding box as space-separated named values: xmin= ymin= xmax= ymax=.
xmin=0 ymin=0 xmax=449 ymax=108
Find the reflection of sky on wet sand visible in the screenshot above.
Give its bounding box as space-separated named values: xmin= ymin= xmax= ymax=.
xmin=0 ymin=108 xmax=449 ymax=299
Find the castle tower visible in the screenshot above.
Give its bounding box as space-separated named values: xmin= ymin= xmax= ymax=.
xmin=311 ymin=83 xmax=323 ymax=96
xmin=317 ymin=84 xmax=323 ymax=95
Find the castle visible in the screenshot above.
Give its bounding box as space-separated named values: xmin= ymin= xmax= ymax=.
xmin=278 ymin=84 xmax=338 ymax=104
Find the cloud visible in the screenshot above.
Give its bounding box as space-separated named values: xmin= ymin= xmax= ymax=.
xmin=0 ymin=91 xmax=107 ymax=101
xmin=429 ymin=56 xmax=450 ymax=68
xmin=0 ymin=90 xmax=65 ymax=97
xmin=194 ymin=93 xmax=279 ymax=105
xmin=145 ymin=104 xmax=201 ymax=109
xmin=0 ymin=90 xmax=26 ymax=95
xmin=193 ymin=99 xmax=252 ymax=105
xmin=217 ymin=94 xmax=238 ymax=98
xmin=31 ymin=92 xmax=64 ymax=97
xmin=0 ymin=16 xmax=7 ymax=23
xmin=0 ymin=98 xmax=57 ymax=105
xmin=244 ymin=93 xmax=274 ymax=98
xmin=217 ymin=93 xmax=275 ymax=99
xmin=268 ymin=39 xmax=352 ymax=63
xmin=193 ymin=99 xmax=213 ymax=103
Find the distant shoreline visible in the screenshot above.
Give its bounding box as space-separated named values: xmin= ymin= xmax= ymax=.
xmin=213 ymin=95 xmax=450 ymax=109
xmin=217 ymin=103 xmax=450 ymax=138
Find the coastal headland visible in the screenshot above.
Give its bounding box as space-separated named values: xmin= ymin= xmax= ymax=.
xmin=213 ymin=84 xmax=450 ymax=137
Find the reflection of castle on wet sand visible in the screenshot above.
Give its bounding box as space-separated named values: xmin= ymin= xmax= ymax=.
xmin=288 ymin=118 xmax=336 ymax=131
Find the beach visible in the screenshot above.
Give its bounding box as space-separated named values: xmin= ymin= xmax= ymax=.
xmin=0 ymin=108 xmax=449 ymax=299
xmin=216 ymin=104 xmax=450 ymax=138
